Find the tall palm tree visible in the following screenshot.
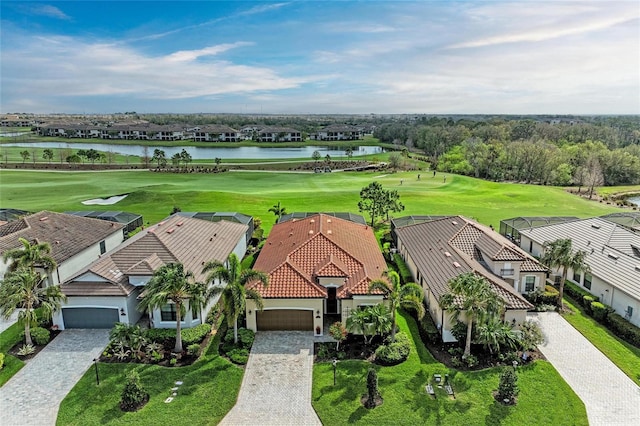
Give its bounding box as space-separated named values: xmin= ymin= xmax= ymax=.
xmin=138 ymin=263 xmax=208 ymax=353
xmin=0 ymin=268 xmax=66 ymax=346
xmin=439 ymin=272 xmax=504 ymax=358
xmin=346 ymin=307 xmax=372 ymax=344
xmin=541 ymin=238 xmax=589 ymax=309
xmin=202 ymin=253 xmax=268 ymax=344
xmin=267 ymin=201 xmax=287 ymax=223
xmin=3 ymin=237 xmax=57 ymax=273
xmin=369 ymin=270 xmax=425 ymax=341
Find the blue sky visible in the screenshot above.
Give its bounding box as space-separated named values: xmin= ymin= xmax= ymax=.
xmin=1 ymin=1 xmax=638 ymax=114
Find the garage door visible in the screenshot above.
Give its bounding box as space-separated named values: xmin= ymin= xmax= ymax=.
xmin=62 ymin=308 xmax=119 ymax=329
xmin=256 ymin=310 xmax=313 ymax=331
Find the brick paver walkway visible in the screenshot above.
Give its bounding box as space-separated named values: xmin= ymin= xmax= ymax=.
xmin=220 ymin=331 xmax=322 ymax=425
xmin=0 ymin=329 xmax=110 ymax=426
xmin=528 ymin=312 xmax=640 ymax=426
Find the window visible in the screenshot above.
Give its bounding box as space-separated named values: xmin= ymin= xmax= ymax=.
xmin=573 ymin=270 xmax=581 ymax=284
xmin=524 ymin=276 xmax=536 ymax=292
xmin=529 ymin=240 xmax=533 ymax=253
xmin=99 ymin=240 xmax=106 ymax=255
xmin=192 ymin=309 xmax=199 ymax=320
xmin=583 ymin=273 xmax=592 ymax=290
xmin=160 ymin=304 xmax=177 ymax=321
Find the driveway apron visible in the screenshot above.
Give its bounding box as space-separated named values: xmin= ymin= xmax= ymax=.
xmin=220 ymin=331 xmax=321 ymax=425
xmin=528 ymin=312 xmax=640 ymax=426
xmin=0 ymin=329 xmax=110 ymax=426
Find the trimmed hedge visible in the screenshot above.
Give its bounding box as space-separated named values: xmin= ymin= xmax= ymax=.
xmin=607 ymin=314 xmax=640 ymax=347
xmin=591 ymin=302 xmax=613 ymax=323
xmin=416 ymin=310 xmax=440 ymax=343
xmin=563 ymin=280 xmax=598 ymax=307
xmin=392 ymin=253 xmax=413 ymax=284
xmin=0 ymin=352 xmax=4 ymax=370
xmin=374 ymin=332 xmax=411 ymax=365
xmin=19 ymin=327 xmax=51 ymax=346
xmin=145 ymin=323 xmax=211 ymax=348
xmin=182 ymin=324 xmax=212 ymax=346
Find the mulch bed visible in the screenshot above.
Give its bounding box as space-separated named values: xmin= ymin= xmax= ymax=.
xmin=315 ymin=334 xmax=385 ymax=362
xmin=8 ymin=329 xmax=62 ymax=362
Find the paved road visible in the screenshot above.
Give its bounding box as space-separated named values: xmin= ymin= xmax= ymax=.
xmin=220 ymin=331 xmax=322 ymax=426
xmin=528 ymin=312 xmax=640 ymax=426
xmin=0 ymin=329 xmax=110 ymax=426
xmin=0 ymin=310 xmax=20 ymax=334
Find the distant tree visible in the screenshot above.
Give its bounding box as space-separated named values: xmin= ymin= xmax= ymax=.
xmin=171 ymin=153 xmax=181 ymax=168
xmin=345 ymin=147 xmax=354 ymax=159
xmin=180 ymin=149 xmax=192 ymax=169
xmin=382 ymin=188 xmax=404 ymax=221
xmin=583 ymin=154 xmax=604 ymax=200
xmin=20 ymin=150 xmax=29 ymax=164
xmin=66 ymin=154 xmax=81 ymax=165
xmin=214 ymin=157 xmax=222 ymax=167
xmin=387 ymin=152 xmax=403 ymax=170
xmin=85 ymin=149 xmax=100 ymax=164
xmin=325 ymin=154 xmax=331 ymax=164
xmin=268 ymin=201 xmax=287 ymax=223
xmin=151 ymin=149 xmax=166 ymax=168
xmin=312 ymin=150 xmax=321 ymax=163
xmin=76 ymin=149 xmax=87 ymax=163
xmin=141 ymin=146 xmax=150 ymax=168
xmin=358 ymin=181 xmax=400 ymax=227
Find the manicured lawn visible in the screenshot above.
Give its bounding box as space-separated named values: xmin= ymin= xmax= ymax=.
xmin=0 ymin=170 xmax=621 ymax=233
xmin=562 ymin=296 xmax=640 ymax=385
xmin=312 ymin=311 xmax=587 ymax=425
xmin=0 ymin=321 xmax=26 ymax=387
xmin=57 ymin=330 xmax=242 ymax=425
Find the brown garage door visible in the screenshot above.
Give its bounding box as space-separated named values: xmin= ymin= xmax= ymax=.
xmin=256 ymin=310 xmax=313 ymax=331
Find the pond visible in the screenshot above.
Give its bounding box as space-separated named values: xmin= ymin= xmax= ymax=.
xmin=628 ymin=196 xmax=640 ymax=207
xmin=0 ymin=142 xmax=383 ymax=160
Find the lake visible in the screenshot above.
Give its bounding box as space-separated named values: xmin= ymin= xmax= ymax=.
xmin=628 ymin=196 xmax=640 ymax=207
xmin=0 ymin=142 xmax=383 ymax=160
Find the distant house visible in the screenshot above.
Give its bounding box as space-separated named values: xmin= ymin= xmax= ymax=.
xmin=316 ymin=125 xmax=363 ymax=141
xmin=0 ymin=211 xmax=125 ymax=286
xmin=518 ymin=217 xmax=640 ymax=327
xmin=394 ymin=216 xmax=539 ymax=342
xmin=258 ymin=126 xmax=302 ymax=142
xmin=64 ymin=211 xmax=143 ymax=234
xmin=245 ymin=214 xmax=387 ymax=335
xmin=192 ymin=125 xmax=240 ymax=142
xmin=55 ymin=215 xmax=248 ymax=329
xmin=176 ymin=212 xmax=254 ymax=246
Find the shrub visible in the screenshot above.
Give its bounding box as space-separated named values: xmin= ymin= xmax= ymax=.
xmin=496 ymin=368 xmax=519 ymax=403
xmin=365 ymin=368 xmax=380 ymax=409
xmin=237 ymin=328 xmax=255 ymax=349
xmin=392 ymin=253 xmax=413 ymax=284
xmin=145 ymin=328 xmax=176 ymax=348
xmin=374 ymin=332 xmax=411 ymax=365
xmin=583 ymin=296 xmax=596 ymax=314
xmin=463 ymin=354 xmax=478 ymax=368
xmin=329 ymin=322 xmax=348 ymax=350
xmin=182 ymin=323 xmax=211 ymax=346
xmin=416 ymin=310 xmax=440 ymax=343
xmin=564 ymin=281 xmax=598 ymax=306
xmin=187 ymin=343 xmax=200 ymax=357
xmin=607 ymin=314 xmax=640 ymax=348
xmin=451 ymin=320 xmax=469 ymax=345
xmin=591 ymin=301 xmax=611 ymax=323
xmin=120 ymin=371 xmax=149 ymax=412
xmin=228 ymin=348 xmax=249 ymax=365
xmin=17 ymin=344 xmax=35 ymax=356
xmin=20 ymin=327 xmax=50 ymax=345
xmin=518 ymin=320 xmax=544 ymax=351
xmin=0 ymin=352 xmax=4 ymax=370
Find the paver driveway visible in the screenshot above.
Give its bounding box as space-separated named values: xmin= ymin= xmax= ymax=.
xmin=528 ymin=312 xmax=640 ymax=426
xmin=0 ymin=310 xmax=20 ymax=334
xmin=0 ymin=329 xmax=110 ymax=426
xmin=220 ymin=331 xmax=322 ymax=426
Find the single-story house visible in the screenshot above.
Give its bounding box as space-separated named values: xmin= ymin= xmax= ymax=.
xmin=245 ymin=213 xmax=388 ymax=335
xmin=394 ymin=216 xmax=539 ymax=342
xmin=518 ymin=217 xmax=640 ymax=327
xmin=54 ymin=214 xmax=248 ymax=329
xmin=0 ymin=211 xmax=125 ymax=285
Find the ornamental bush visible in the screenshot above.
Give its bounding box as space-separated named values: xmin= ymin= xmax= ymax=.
xmin=590 ymin=301 xmax=611 ymax=323
xmin=496 ymin=368 xmax=519 ymax=404
xmin=607 ymin=313 xmax=640 ymax=348
xmin=20 ymin=327 xmax=50 ymax=345
xmin=120 ymin=371 xmax=149 ymax=412
xmin=374 ymin=332 xmax=411 ymax=365
xmin=583 ymin=296 xmax=596 ymax=314
xmin=181 ymin=323 xmax=211 ymax=346
xmin=563 ymin=281 xmax=598 ymax=306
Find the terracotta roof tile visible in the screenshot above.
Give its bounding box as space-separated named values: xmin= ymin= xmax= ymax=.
xmin=251 ymin=214 xmax=386 ymax=299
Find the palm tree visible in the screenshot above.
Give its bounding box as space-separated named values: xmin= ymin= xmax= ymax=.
xmin=475 ymin=316 xmax=519 ymax=355
xmin=3 ymin=237 xmax=57 ymax=274
xmin=346 ymin=307 xmax=372 ymax=344
xmin=268 ymin=201 xmax=287 ymax=223
xmin=439 ymin=272 xmax=504 ymax=358
xmin=541 ymin=238 xmax=589 ymax=309
xmin=366 ymin=304 xmax=392 ymax=341
xmin=138 ymin=263 xmax=208 ymax=353
xmin=369 ymin=270 xmax=424 ymax=341
xmin=202 ymin=253 xmax=268 ymax=344
xmin=0 ymin=268 xmax=66 ymax=346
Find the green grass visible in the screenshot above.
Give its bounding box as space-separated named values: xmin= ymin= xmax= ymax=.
xmin=57 ymin=330 xmax=242 ymax=425
xmin=0 ymin=170 xmax=622 ymax=233
xmin=562 ymin=296 xmax=640 ymax=385
xmin=312 ymin=311 xmax=587 ymax=425
xmin=0 ymin=322 xmax=26 ymax=387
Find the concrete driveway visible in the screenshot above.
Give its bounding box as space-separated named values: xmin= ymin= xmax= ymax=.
xmin=220 ymin=331 xmax=322 ymax=425
xmin=0 ymin=329 xmax=110 ymax=426
xmin=528 ymin=312 xmax=640 ymax=426
xmin=0 ymin=310 xmax=20 ymax=334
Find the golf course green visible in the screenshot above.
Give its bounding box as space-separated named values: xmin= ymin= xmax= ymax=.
xmin=0 ymin=169 xmax=624 ymax=231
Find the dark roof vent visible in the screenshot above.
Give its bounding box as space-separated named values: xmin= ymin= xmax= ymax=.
xmin=607 ymin=253 xmax=619 ymax=260
xmin=591 ymin=224 xmax=601 ymax=229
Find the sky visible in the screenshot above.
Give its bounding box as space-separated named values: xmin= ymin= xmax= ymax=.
xmin=1 ymin=0 xmax=639 ymax=115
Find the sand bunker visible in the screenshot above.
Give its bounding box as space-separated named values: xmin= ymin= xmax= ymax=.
xmin=82 ymin=194 xmax=128 ymax=205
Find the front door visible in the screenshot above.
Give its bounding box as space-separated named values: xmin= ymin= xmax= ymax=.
xmin=327 ymin=287 xmax=338 ymax=314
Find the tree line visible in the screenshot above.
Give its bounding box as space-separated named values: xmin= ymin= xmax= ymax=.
xmin=374 ymin=117 xmax=640 ymax=187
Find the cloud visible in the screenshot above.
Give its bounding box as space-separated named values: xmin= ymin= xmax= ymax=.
xmin=237 ymin=2 xmax=289 ymax=17
xmin=1 ymin=36 xmax=317 ymax=100
xmin=23 ymin=4 xmax=71 ymax=20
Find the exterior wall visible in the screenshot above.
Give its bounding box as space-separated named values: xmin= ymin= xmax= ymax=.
xmin=340 ymin=296 xmax=386 ymax=326
xmin=151 ymin=299 xmax=205 ymax=329
xmin=52 ymin=230 xmax=124 ymax=285
xmin=231 ymin=238 xmax=247 ymax=263
xmin=504 ymin=309 xmax=527 ymax=327
xmin=54 ymin=295 xmax=132 ymax=330
xmin=245 ymin=298 xmax=324 ymax=334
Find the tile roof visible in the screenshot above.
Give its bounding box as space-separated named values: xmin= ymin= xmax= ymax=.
xmin=250 ymin=214 xmax=387 ymax=299
xmin=519 ymin=217 xmax=640 ymax=300
xmin=61 ymin=215 xmax=247 ymax=297
xmin=0 ymin=211 xmax=124 ymax=265
xmin=395 ymin=216 xmax=534 ymax=310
